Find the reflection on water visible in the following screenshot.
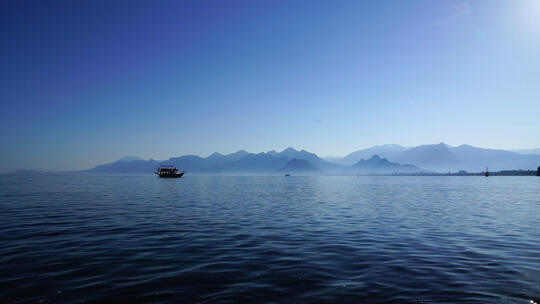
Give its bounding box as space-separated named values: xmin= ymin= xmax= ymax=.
xmin=0 ymin=174 xmax=539 ymax=303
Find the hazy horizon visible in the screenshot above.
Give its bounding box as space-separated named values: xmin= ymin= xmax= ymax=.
xmin=4 ymin=142 xmax=540 ymax=173
xmin=2 ymin=1 xmax=540 ymax=172
xmin=3 ymin=141 xmax=540 ymax=173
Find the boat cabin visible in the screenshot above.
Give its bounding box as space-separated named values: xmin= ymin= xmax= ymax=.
xmin=155 ymin=165 xmax=185 ymax=178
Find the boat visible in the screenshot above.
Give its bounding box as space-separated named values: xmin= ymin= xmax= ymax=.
xmin=284 ymin=174 xmax=291 ymax=176
xmin=484 ymin=167 xmax=489 ymax=177
xmin=155 ymin=165 xmax=185 ymax=178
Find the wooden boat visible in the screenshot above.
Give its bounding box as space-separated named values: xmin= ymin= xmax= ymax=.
xmin=155 ymin=165 xmax=185 ymax=178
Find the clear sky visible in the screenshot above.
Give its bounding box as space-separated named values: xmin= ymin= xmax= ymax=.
xmin=1 ymin=0 xmax=539 ymax=172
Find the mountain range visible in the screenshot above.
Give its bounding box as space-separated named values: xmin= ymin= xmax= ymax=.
xmin=332 ymin=144 xmax=409 ymax=166
xmin=351 ymin=155 xmax=421 ymax=174
xmin=14 ymin=143 xmax=539 ymax=175
xmin=330 ymin=143 xmax=540 ymax=172
xmin=83 ymin=147 xmax=421 ymax=175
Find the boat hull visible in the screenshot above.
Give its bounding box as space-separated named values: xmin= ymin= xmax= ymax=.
xmin=155 ymin=172 xmax=185 ymax=178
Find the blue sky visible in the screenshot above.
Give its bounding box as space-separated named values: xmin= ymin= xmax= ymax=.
xmin=1 ymin=0 xmax=539 ymax=171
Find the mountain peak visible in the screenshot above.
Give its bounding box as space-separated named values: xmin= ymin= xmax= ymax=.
xmin=281 ymin=147 xmax=298 ymax=153
xmin=369 ymin=154 xmax=381 ymax=160
xmin=338 ymin=145 xmax=408 ymax=166
xmin=207 ymin=152 xmax=224 ymax=159
xmin=228 ymin=150 xmax=249 ymax=157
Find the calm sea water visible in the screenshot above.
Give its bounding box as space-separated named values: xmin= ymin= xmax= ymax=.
xmin=0 ymin=174 xmax=538 ymax=303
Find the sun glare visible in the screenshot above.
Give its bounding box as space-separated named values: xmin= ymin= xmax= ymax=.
xmin=522 ymin=0 xmax=540 ymax=31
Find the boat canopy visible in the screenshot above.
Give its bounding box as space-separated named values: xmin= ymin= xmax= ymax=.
xmin=157 ymin=165 xmax=178 ymax=172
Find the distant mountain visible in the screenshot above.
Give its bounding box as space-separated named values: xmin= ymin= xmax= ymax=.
xmin=221 ymin=148 xmax=345 ymax=173
xmin=206 ymin=150 xmax=250 ymax=162
xmin=392 ymin=143 xmax=540 ymax=172
xmin=393 ymin=143 xmax=458 ymax=172
xmin=336 ymin=145 xmax=408 ymax=165
xmin=448 ymin=145 xmax=540 ymax=172
xmin=351 ymin=155 xmax=421 ymax=174
xmin=84 ymin=148 xmax=339 ymax=174
xmin=274 ymin=147 xmax=343 ymax=171
xmin=280 ymin=158 xmax=320 ymax=172
xmin=81 ymin=144 xmax=540 ymax=174
xmin=326 ymin=143 xmax=540 ymax=172
xmin=220 ymin=152 xmax=291 ymax=172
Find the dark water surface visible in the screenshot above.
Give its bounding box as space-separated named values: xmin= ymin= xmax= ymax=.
xmin=1 ymin=174 xmax=538 ymax=303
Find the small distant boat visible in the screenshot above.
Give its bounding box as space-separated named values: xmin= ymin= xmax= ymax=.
xmin=284 ymin=174 xmax=291 ymax=176
xmin=484 ymin=167 xmax=489 ymax=177
xmin=155 ymin=165 xmax=185 ymax=178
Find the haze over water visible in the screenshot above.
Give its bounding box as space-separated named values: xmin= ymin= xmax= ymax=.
xmin=1 ymin=174 xmax=538 ymax=303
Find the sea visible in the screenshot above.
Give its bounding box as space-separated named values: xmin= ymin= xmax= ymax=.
xmin=0 ymin=174 xmax=538 ymax=303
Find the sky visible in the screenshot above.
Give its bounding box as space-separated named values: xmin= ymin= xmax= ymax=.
xmin=1 ymin=0 xmax=540 ymax=172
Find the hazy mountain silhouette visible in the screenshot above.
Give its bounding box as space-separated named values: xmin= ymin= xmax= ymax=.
xmin=389 ymin=143 xmax=540 ymax=172
xmin=85 ymin=148 xmax=332 ymax=173
xmin=220 ymin=152 xmax=290 ymax=172
xmin=327 ymin=143 xmax=540 ymax=172
xmin=206 ymin=150 xmax=249 ymax=162
xmin=275 ymin=147 xmax=343 ymax=171
xmin=351 ymin=155 xmax=421 ymax=174
xmin=82 ymin=143 xmax=540 ymax=174
xmin=393 ymin=143 xmax=458 ymax=172
xmin=84 ymin=148 xmax=420 ymax=174
xmin=335 ymin=145 xmax=408 ymax=165
xmin=448 ymin=144 xmax=540 ymax=172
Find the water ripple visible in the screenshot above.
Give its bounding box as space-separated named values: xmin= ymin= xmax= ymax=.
xmin=0 ymin=174 xmax=538 ymax=303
